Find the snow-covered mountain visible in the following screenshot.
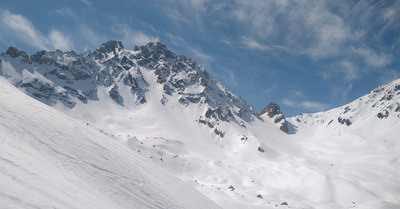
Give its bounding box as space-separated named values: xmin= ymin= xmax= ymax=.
xmin=0 ymin=76 xmax=220 ymax=209
xmin=1 ymin=41 xmax=399 ymax=209
xmin=0 ymin=41 xmax=256 ymax=135
xmin=288 ymin=78 xmax=400 ymax=139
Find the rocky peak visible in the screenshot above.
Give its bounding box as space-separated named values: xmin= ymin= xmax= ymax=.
xmin=145 ymin=42 xmax=168 ymax=53
xmin=260 ymin=102 xmax=289 ymax=133
xmin=98 ymin=40 xmax=124 ymax=53
xmin=135 ymin=42 xmax=177 ymax=61
xmin=5 ymin=46 xmax=29 ymax=59
xmin=260 ymin=102 xmax=282 ymax=118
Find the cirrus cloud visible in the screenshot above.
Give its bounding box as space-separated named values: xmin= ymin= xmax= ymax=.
xmin=0 ymin=9 xmax=73 ymax=51
xmin=113 ymin=24 xmax=159 ymax=49
xmin=282 ymin=98 xmax=328 ymax=112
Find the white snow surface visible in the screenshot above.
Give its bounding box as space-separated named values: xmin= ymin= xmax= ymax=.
xmin=1 ymin=43 xmax=400 ymax=209
xmin=0 ymin=77 xmax=220 ymax=209
xmin=51 ymin=68 xmax=400 ymax=209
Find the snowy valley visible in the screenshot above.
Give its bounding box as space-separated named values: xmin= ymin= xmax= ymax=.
xmin=1 ymin=41 xmax=399 ymax=209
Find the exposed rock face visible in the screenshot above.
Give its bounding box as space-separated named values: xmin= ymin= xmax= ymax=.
xmin=6 ymin=46 xmax=30 ymax=63
xmin=108 ymin=84 xmax=124 ymax=105
xmin=260 ymin=102 xmax=289 ymax=133
xmin=6 ymin=47 xmax=27 ymax=59
xmin=337 ymin=116 xmax=352 ymax=126
xmin=377 ymin=110 xmax=389 ymax=119
xmin=260 ymin=102 xmax=280 ymax=118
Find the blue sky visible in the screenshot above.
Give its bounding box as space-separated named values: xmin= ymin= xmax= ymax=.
xmin=1 ymin=0 xmax=399 ymax=116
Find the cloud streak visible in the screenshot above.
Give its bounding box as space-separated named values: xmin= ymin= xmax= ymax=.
xmin=0 ymin=9 xmax=73 ymax=51
xmin=241 ymin=37 xmax=270 ymax=51
xmin=282 ymin=98 xmax=328 ymax=112
xmin=229 ymin=1 xmax=359 ymax=58
xmin=227 ymin=1 xmax=396 ymax=67
xmin=188 ymin=47 xmax=213 ymax=63
xmin=163 ymin=0 xmax=208 ymax=31
xmin=54 ymin=7 xmax=77 ymax=17
xmin=113 ymin=24 xmax=159 ymax=49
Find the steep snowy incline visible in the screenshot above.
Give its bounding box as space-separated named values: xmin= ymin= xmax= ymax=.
xmin=0 ymin=77 xmax=220 ymax=209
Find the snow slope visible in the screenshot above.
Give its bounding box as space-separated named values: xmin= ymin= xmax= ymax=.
xmin=0 ymin=76 xmax=220 ymax=209
xmin=1 ymin=42 xmax=400 ymax=209
xmin=288 ymin=78 xmax=400 ymax=139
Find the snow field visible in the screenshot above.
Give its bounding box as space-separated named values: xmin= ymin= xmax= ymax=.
xmin=0 ymin=77 xmax=220 ymax=209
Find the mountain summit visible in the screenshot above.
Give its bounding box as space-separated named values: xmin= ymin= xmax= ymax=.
xmin=259 ymin=102 xmax=289 ymax=133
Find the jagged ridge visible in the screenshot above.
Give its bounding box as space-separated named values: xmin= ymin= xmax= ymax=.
xmin=0 ymin=40 xmax=257 ymax=136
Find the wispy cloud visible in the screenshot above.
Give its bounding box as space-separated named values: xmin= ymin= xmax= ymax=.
xmin=79 ymin=25 xmax=101 ymax=45
xmin=0 ymin=9 xmax=73 ymax=51
xmin=262 ymin=84 xmax=277 ymax=96
xmin=187 ymin=46 xmax=214 ymax=76
xmin=319 ymin=61 xmax=360 ymax=99
xmin=162 ymin=0 xmax=208 ymax=31
xmin=339 ymin=61 xmax=360 ymax=82
xmin=281 ymin=98 xmax=295 ymax=107
xmin=113 ymin=25 xmax=159 ymax=49
xmin=379 ymin=70 xmax=400 ymax=85
xmin=219 ymin=37 xmax=232 ymax=45
xmin=331 ymin=83 xmax=353 ymax=101
xmin=164 ymin=8 xmax=190 ymax=26
xmin=0 ymin=10 xmax=46 ymax=49
xmin=165 ymin=33 xmax=188 ymax=50
xmin=352 ymin=47 xmax=392 ymax=68
xmin=282 ymin=88 xmax=329 ymax=112
xmin=54 ymin=7 xmax=77 ymax=17
xmin=219 ymin=68 xmax=238 ymax=88
xmin=48 ymin=30 xmax=72 ymax=51
xmin=160 ymin=0 xmax=397 ymax=86
xmin=229 ymin=0 xmax=358 ymax=59
xmin=292 ymin=90 xmax=306 ymax=98
xmin=80 ymin=0 xmax=92 ymax=7
xmin=188 ymin=47 xmax=212 ymax=63
xmin=282 ymin=98 xmax=328 ymax=112
xmin=227 ymin=0 xmax=397 ymax=84
xmin=241 ymin=37 xmax=270 ymax=51
xmin=300 ymin=101 xmax=328 ymax=112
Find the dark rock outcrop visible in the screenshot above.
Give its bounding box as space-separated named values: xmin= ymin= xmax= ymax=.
xmin=257 ymin=147 xmax=265 ymax=153
xmin=260 ymin=102 xmax=289 ymax=133
xmin=377 ymin=110 xmax=389 ymax=119
xmin=109 ymin=84 xmax=124 ymax=105
xmin=337 ymin=117 xmax=352 ymax=126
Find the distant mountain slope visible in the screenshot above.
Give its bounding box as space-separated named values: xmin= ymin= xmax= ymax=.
xmin=0 ymin=76 xmax=220 ymax=209
xmin=288 ymin=78 xmax=400 ymax=138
